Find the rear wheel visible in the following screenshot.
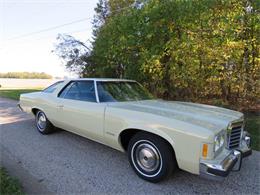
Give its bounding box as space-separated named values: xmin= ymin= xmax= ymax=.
xmin=128 ymin=132 xmax=176 ymax=182
xmin=35 ymin=110 xmax=54 ymax=134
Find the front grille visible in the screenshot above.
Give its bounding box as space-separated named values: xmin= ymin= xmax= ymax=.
xmin=227 ymin=120 xmax=243 ymax=149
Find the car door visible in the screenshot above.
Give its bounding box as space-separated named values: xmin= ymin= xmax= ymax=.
xmin=54 ymin=80 xmax=106 ymax=143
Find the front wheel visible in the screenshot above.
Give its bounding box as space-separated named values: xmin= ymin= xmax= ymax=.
xmin=128 ymin=132 xmax=176 ymax=183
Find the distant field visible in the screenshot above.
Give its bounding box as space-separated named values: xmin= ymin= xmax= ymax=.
xmin=0 ymin=78 xmax=60 ymax=89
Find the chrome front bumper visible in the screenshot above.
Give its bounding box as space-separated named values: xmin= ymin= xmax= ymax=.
xmin=200 ymin=135 xmax=252 ymax=180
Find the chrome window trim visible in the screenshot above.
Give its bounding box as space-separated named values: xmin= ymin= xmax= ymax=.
xmin=94 ymin=80 xmax=100 ymax=103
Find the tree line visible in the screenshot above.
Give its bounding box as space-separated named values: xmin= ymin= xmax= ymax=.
xmin=0 ymin=72 xmax=52 ymax=79
xmin=54 ymin=0 xmax=259 ymax=110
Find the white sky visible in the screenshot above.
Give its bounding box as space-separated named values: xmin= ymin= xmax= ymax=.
xmin=0 ymin=0 xmax=98 ymax=78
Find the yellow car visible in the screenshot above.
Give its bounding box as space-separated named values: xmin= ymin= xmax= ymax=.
xmin=19 ymin=78 xmax=252 ymax=182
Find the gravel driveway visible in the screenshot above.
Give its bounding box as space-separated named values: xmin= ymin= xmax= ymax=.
xmin=0 ymin=97 xmax=259 ymax=194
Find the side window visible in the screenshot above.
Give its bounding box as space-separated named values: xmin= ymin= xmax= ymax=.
xmin=59 ymin=81 xmax=96 ymax=102
xmin=43 ymin=81 xmax=64 ymax=93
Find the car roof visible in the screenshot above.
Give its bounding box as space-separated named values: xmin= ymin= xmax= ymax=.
xmin=67 ymin=78 xmax=136 ymax=82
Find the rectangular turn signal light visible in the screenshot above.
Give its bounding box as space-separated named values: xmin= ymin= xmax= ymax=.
xmin=202 ymin=144 xmax=208 ymax=158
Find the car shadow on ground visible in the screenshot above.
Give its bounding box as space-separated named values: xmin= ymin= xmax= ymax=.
xmin=1 ymin=118 xmax=259 ymax=194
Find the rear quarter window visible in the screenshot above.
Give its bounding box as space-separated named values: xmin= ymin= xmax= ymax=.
xmin=43 ymin=81 xmax=64 ymax=93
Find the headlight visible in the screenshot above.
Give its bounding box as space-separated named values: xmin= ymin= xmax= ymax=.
xmin=214 ymin=132 xmax=225 ymax=152
xmin=242 ymin=131 xmax=251 ymax=147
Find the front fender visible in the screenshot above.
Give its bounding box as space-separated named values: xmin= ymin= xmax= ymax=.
xmin=104 ymin=107 xmax=212 ymax=175
xmin=117 ymin=125 xmax=176 ymax=151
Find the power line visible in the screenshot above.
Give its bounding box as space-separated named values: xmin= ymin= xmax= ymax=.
xmin=35 ymin=28 xmax=93 ymax=41
xmin=5 ymin=3 xmax=135 ymax=42
xmin=6 ymin=17 xmax=93 ymax=41
xmin=0 ymin=28 xmax=92 ymax=51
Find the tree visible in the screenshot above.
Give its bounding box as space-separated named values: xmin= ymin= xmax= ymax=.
xmin=54 ymin=0 xmax=259 ymax=109
xmin=92 ymin=0 xmax=110 ymax=37
xmin=90 ymin=0 xmax=259 ymax=106
xmin=53 ymin=34 xmax=92 ymax=77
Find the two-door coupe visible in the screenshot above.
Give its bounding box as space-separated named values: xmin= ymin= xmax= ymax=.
xmin=19 ymin=78 xmax=252 ymax=182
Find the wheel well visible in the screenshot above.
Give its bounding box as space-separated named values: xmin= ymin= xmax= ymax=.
xmin=32 ymin=108 xmax=40 ymax=115
xmin=119 ymin=129 xmax=178 ymax=167
xmin=119 ymin=129 xmax=176 ymax=156
xmin=119 ymin=129 xmax=141 ymax=151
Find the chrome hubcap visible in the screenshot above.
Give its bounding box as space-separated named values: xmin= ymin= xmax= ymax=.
xmin=134 ymin=142 xmax=160 ymax=173
xmin=37 ymin=112 xmax=46 ymax=130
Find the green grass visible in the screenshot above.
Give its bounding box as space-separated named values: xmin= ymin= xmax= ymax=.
xmin=0 ymin=89 xmax=42 ymax=100
xmin=0 ymin=167 xmax=24 ymax=195
xmin=245 ymin=114 xmax=260 ymax=151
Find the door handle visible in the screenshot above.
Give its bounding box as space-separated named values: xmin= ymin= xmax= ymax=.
xmin=57 ymin=105 xmax=64 ymax=108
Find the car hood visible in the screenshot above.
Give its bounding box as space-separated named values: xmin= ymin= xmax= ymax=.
xmin=108 ymin=100 xmax=243 ymax=133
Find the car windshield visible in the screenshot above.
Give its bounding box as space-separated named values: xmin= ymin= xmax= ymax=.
xmin=97 ymin=81 xmax=154 ymax=102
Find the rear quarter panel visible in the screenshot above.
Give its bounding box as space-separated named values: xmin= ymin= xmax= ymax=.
xmin=19 ymin=92 xmax=58 ymax=125
xmin=19 ymin=92 xmax=42 ymax=114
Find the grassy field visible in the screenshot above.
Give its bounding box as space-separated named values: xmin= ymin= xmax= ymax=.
xmin=245 ymin=114 xmax=260 ymax=151
xmin=0 ymin=167 xmax=24 ymax=195
xmin=0 ymin=89 xmax=42 ymax=100
xmin=0 ymin=88 xmax=259 ymax=151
